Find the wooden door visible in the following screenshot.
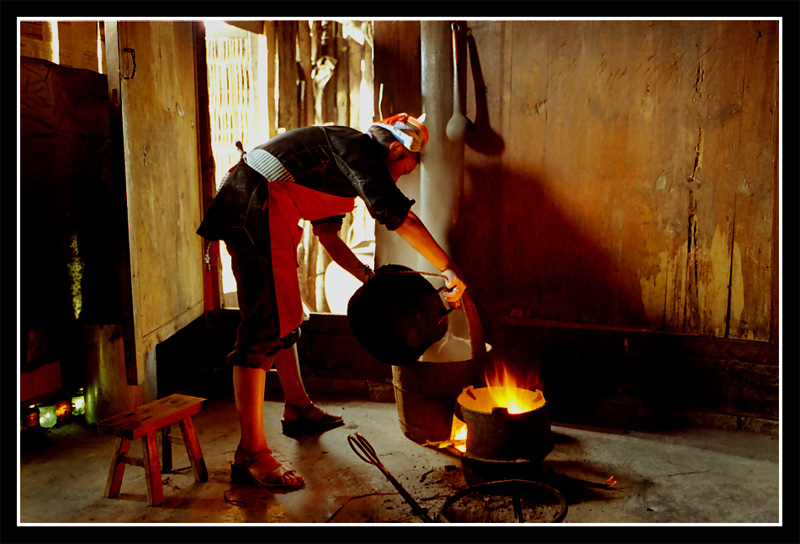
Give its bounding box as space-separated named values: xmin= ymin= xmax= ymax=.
xmin=107 ymin=21 xmax=206 ymax=384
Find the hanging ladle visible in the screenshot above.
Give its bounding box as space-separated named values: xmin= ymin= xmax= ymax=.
xmin=444 ymin=21 xmax=505 ymax=155
xmin=446 ymin=21 xmax=473 ymax=143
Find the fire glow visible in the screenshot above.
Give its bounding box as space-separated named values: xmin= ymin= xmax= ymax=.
xmin=450 ymin=361 xmax=545 ymax=453
xmin=451 ymin=419 xmax=468 ymax=452
xmin=483 ymin=362 xmax=545 ymax=414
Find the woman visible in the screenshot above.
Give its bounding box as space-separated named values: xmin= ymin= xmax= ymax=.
xmin=197 ymin=113 xmax=466 ymax=490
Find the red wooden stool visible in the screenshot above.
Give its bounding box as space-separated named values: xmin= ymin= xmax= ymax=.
xmin=98 ymin=394 xmax=208 ymax=506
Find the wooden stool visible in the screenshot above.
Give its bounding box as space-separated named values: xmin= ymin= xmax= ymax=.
xmin=99 ymin=394 xmax=209 ymax=506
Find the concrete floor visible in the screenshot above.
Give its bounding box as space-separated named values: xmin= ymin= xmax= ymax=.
xmin=17 ymin=388 xmax=782 ymax=531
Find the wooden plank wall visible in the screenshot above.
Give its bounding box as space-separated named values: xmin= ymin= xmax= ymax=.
xmin=456 ymin=20 xmax=778 ymax=344
xmin=20 ymin=21 xmax=102 ymax=72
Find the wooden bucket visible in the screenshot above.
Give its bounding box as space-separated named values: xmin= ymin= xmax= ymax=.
xmin=392 ymin=293 xmax=489 ymax=444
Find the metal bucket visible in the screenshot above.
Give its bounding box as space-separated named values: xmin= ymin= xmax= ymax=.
xmin=391 ymin=292 xmax=489 ymax=444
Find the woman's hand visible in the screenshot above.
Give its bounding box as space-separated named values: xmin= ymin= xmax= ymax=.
xmin=442 ymin=268 xmax=466 ymax=305
xmin=394 ymin=211 xmax=467 ymax=304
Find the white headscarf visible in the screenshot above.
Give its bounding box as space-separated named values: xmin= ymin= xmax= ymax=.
xmin=369 ymin=113 xmax=429 ymax=152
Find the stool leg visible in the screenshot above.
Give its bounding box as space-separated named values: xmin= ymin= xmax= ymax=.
xmin=104 ymin=437 xmax=130 ymax=499
xmin=141 ymin=432 xmax=165 ymax=506
xmin=161 ymin=424 xmax=173 ymax=473
xmin=179 ymin=417 xmax=208 ymax=483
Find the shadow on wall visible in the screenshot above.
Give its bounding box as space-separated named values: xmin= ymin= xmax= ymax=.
xmin=453 ymin=162 xmax=651 ymax=344
xmin=156 ymin=310 xmax=239 ymax=399
xmin=448 ymin=158 xmax=652 ymax=424
xmin=450 ymin=162 xmax=778 ymax=428
xmin=449 ymin=161 xmax=676 ymax=425
xmin=461 ymin=28 xmax=505 ymax=157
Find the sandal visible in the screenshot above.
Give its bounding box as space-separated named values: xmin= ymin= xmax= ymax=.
xmin=281 ymin=402 xmax=345 ymax=436
xmin=230 ymin=446 xmax=304 ymax=490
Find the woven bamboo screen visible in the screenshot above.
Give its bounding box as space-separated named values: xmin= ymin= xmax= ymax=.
xmin=206 ymin=36 xmax=252 ymax=188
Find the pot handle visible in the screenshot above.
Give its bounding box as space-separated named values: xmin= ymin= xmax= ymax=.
xmin=439 ymin=286 xmax=485 ymax=360
xmin=460 ymin=291 xmax=486 ymax=360
xmin=432 ymin=274 xmax=487 ymax=360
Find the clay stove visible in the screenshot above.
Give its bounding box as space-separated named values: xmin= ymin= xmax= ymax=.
xmin=452 ymin=364 xmax=554 ymax=486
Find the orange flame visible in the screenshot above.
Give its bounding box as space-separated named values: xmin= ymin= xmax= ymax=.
xmin=451 ymin=418 xmax=467 ymax=453
xmin=449 ymin=360 xmax=545 ymax=450
xmin=483 ymin=360 xmax=544 ymax=414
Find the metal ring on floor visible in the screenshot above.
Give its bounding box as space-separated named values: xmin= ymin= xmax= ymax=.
xmin=438 ymin=479 xmax=568 ymax=524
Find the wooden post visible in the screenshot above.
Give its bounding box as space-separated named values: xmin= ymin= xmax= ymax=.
xmin=264 ymin=21 xmax=278 ymax=139
xmin=103 ymin=21 xmax=138 ymax=385
xmin=298 ymin=21 xmax=313 ymax=127
xmin=335 ymin=22 xmax=350 ymax=127
xmin=319 ymin=21 xmax=337 ymax=125
xmin=195 ymin=21 xmax=222 ymax=312
xmin=347 ymin=23 xmax=364 ymax=129
xmin=277 ymin=21 xmax=299 ymax=131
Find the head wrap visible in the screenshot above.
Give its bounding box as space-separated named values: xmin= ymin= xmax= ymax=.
xmin=369 ymin=113 xmax=429 ymax=153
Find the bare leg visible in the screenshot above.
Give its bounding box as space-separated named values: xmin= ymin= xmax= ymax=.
xmin=275 ymin=346 xmax=344 ymax=432
xmin=273 ymin=346 xmax=312 ymax=408
xmin=232 ymin=365 xmax=303 ymax=485
xmin=232 ymin=366 xmax=269 ymax=452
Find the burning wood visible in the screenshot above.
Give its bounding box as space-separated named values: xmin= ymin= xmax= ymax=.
xmin=424 ymin=418 xmax=468 ymax=452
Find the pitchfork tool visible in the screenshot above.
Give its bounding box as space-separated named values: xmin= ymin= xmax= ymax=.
xmin=347 ymin=432 xmax=434 ymax=523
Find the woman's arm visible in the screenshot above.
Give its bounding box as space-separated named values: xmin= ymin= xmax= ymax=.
xmin=393 ymin=210 xmax=466 ymax=303
xmin=317 ymin=211 xmax=466 ymax=302
xmin=316 ymin=230 xmax=373 ymax=283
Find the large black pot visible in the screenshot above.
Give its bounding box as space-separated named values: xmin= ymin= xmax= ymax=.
xmin=347 ymin=264 xmax=451 ymax=365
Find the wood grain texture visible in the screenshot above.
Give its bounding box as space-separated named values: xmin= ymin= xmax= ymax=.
xmin=458 ymin=20 xmax=778 ymax=342
xmin=116 ymin=21 xmax=206 ymax=381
